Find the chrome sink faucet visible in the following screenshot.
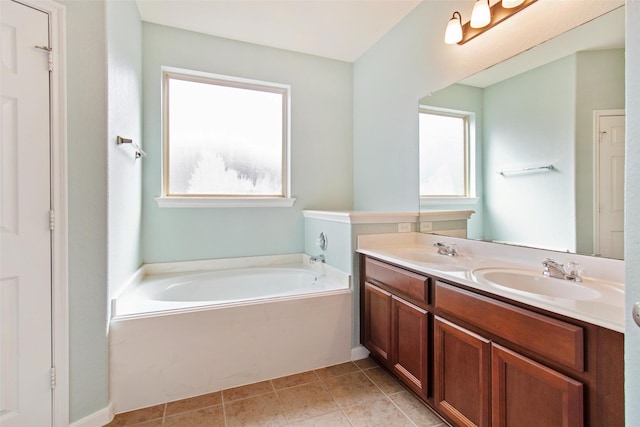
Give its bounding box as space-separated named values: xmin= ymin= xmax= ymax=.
xmin=434 ymin=242 xmax=458 ymax=257
xmin=542 ymin=258 xmax=582 ymax=282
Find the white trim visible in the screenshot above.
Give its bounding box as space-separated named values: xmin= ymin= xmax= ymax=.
xmin=351 ymin=345 xmax=370 ymax=361
xmin=68 ymin=403 xmax=114 ymax=427
xmin=418 ymin=106 xmax=476 ymax=200
xmin=21 ymin=1 xmax=69 ymax=426
xmin=160 ymin=67 xmax=292 ymax=201
xmin=302 ymin=210 xmax=419 ymax=224
xmin=593 ymin=109 xmax=625 ymax=255
xmin=155 ymin=196 xmax=296 ymax=208
xmin=420 ymin=197 xmax=479 ymax=207
xmin=419 ymin=209 xmax=475 ymax=221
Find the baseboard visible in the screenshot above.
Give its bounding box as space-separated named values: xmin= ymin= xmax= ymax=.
xmin=351 ymin=345 xmax=370 ymax=361
xmin=69 ymin=402 xmax=113 ymax=427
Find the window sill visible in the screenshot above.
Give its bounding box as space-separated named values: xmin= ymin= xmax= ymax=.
xmin=420 ymin=197 xmax=479 ymax=208
xmin=155 ymin=196 xmax=296 ymax=208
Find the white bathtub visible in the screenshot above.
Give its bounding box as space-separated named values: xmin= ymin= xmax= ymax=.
xmin=114 ymin=263 xmax=347 ymax=317
xmin=109 ymin=254 xmax=352 ymax=414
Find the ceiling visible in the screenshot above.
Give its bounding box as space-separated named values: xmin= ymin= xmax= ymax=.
xmin=135 ymin=0 xmax=423 ymax=63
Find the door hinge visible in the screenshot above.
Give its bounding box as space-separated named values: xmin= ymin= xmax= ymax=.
xmin=49 ymin=210 xmax=55 ymax=230
xmin=50 ymin=367 xmax=56 ymax=389
xmin=35 ymin=45 xmax=53 ymax=72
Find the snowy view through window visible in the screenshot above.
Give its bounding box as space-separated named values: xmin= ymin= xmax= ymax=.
xmin=166 ymin=75 xmax=286 ymax=196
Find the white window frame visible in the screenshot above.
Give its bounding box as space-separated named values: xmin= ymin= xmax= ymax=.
xmin=155 ymin=67 xmax=295 ymax=208
xmin=419 ymin=106 xmax=478 ymax=207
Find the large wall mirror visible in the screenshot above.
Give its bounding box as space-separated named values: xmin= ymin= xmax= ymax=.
xmin=419 ymin=6 xmax=625 ymax=260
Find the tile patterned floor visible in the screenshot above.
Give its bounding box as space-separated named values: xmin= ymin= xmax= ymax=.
xmin=105 ymin=358 xmax=448 ymax=426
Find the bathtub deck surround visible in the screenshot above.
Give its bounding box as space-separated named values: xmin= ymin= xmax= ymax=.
xmin=112 ymin=253 xmax=347 ymax=307
xmin=114 ymin=255 xmax=348 ymax=317
xmin=110 ymin=254 xmax=352 ymax=414
xmin=106 ymin=358 xmax=447 ymax=427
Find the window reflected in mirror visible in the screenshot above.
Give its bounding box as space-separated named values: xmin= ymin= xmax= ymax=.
xmin=419 ymin=106 xmax=475 ymax=198
xmin=419 ymin=109 xmax=471 ymax=198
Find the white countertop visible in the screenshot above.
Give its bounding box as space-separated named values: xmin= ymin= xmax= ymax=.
xmin=357 ymin=233 xmax=624 ymax=333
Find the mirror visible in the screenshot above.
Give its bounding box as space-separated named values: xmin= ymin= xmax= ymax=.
xmin=419 ymin=6 xmax=625 ymax=260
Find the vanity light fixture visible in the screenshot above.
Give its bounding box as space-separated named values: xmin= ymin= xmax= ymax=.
xmin=444 ymin=0 xmax=538 ymax=45
xmin=444 ymin=12 xmax=463 ymax=45
xmin=502 ymin=0 xmax=525 ymax=8
xmin=470 ymin=0 xmax=491 ymax=28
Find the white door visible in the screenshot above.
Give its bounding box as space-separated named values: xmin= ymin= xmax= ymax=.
xmin=595 ymin=111 xmax=625 ymax=259
xmin=1 ymin=1 xmax=53 ymax=426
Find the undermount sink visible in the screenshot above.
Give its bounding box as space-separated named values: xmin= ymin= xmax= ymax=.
xmin=472 ymin=267 xmax=602 ymax=300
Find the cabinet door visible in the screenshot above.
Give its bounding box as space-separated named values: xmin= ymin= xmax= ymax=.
xmin=391 ymin=296 xmax=428 ymax=398
xmin=492 ymin=343 xmax=584 ymax=427
xmin=434 ymin=316 xmax=490 ymax=427
xmin=363 ymin=282 xmax=392 ymax=363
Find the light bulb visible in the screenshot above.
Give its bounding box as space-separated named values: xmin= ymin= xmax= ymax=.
xmin=470 ymin=0 xmax=491 ymax=28
xmin=502 ymin=0 xmax=525 ymax=8
xmin=444 ymin=12 xmax=463 ymax=44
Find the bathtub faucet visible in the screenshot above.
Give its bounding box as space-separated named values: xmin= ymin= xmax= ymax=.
xmin=309 ymin=254 xmax=325 ymax=264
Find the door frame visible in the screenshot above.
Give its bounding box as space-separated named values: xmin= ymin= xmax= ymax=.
xmin=13 ymin=0 xmax=68 ymax=425
xmin=593 ymin=109 xmax=625 ymax=256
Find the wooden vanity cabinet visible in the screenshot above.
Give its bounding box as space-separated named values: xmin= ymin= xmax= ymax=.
xmin=491 ymin=343 xmax=584 ymax=427
xmin=391 ymin=295 xmax=429 ymax=397
xmin=434 ymin=315 xmax=584 ymax=427
xmin=434 ymin=280 xmax=622 ymax=427
xmin=359 ymin=255 xmax=624 ymax=427
xmin=363 ymin=282 xmax=392 ymax=363
xmin=434 ymin=316 xmax=491 ymax=427
xmin=361 ymin=257 xmax=430 ymax=399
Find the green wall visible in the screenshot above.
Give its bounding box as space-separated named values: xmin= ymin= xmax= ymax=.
xmin=483 ymin=55 xmax=577 ymax=251
xmin=61 ymin=0 xmax=110 ymax=421
xmin=141 ymin=23 xmax=353 ymax=263
xmin=107 ymin=0 xmax=143 ymax=302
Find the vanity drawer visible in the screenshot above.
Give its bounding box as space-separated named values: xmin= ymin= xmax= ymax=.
xmin=364 ymin=257 xmax=429 ymax=304
xmin=435 ymin=281 xmax=584 ymax=372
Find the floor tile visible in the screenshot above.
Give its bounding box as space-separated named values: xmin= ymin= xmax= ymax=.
xmin=353 ymin=356 xmax=379 ymax=370
xmin=276 ymin=381 xmax=339 ymax=422
xmin=105 ymin=404 xmax=165 ymax=426
xmin=390 ymin=391 xmax=446 ymax=427
xmin=271 ymin=371 xmax=320 ymax=390
xmin=223 ymin=380 xmax=274 ymax=402
xmin=109 ymin=361 xmax=449 ymax=427
xmin=342 ymin=397 xmax=414 ymax=427
xmin=315 ymin=361 xmax=360 ymax=379
xmin=224 ymin=392 xmax=287 ymax=427
xmin=287 ymin=410 xmax=352 ymax=427
xmin=322 ymin=371 xmax=386 ymax=408
xmin=164 ymin=405 xmax=225 ymax=426
xmin=115 ymin=420 xmax=163 ymax=427
xmin=165 ymin=391 xmax=222 ymax=416
xmin=364 ymin=367 xmax=406 ymax=395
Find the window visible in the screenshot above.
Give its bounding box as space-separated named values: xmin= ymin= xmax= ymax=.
xmin=159 ymin=68 xmax=292 ymax=207
xmin=419 ymin=108 xmax=472 ymax=198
